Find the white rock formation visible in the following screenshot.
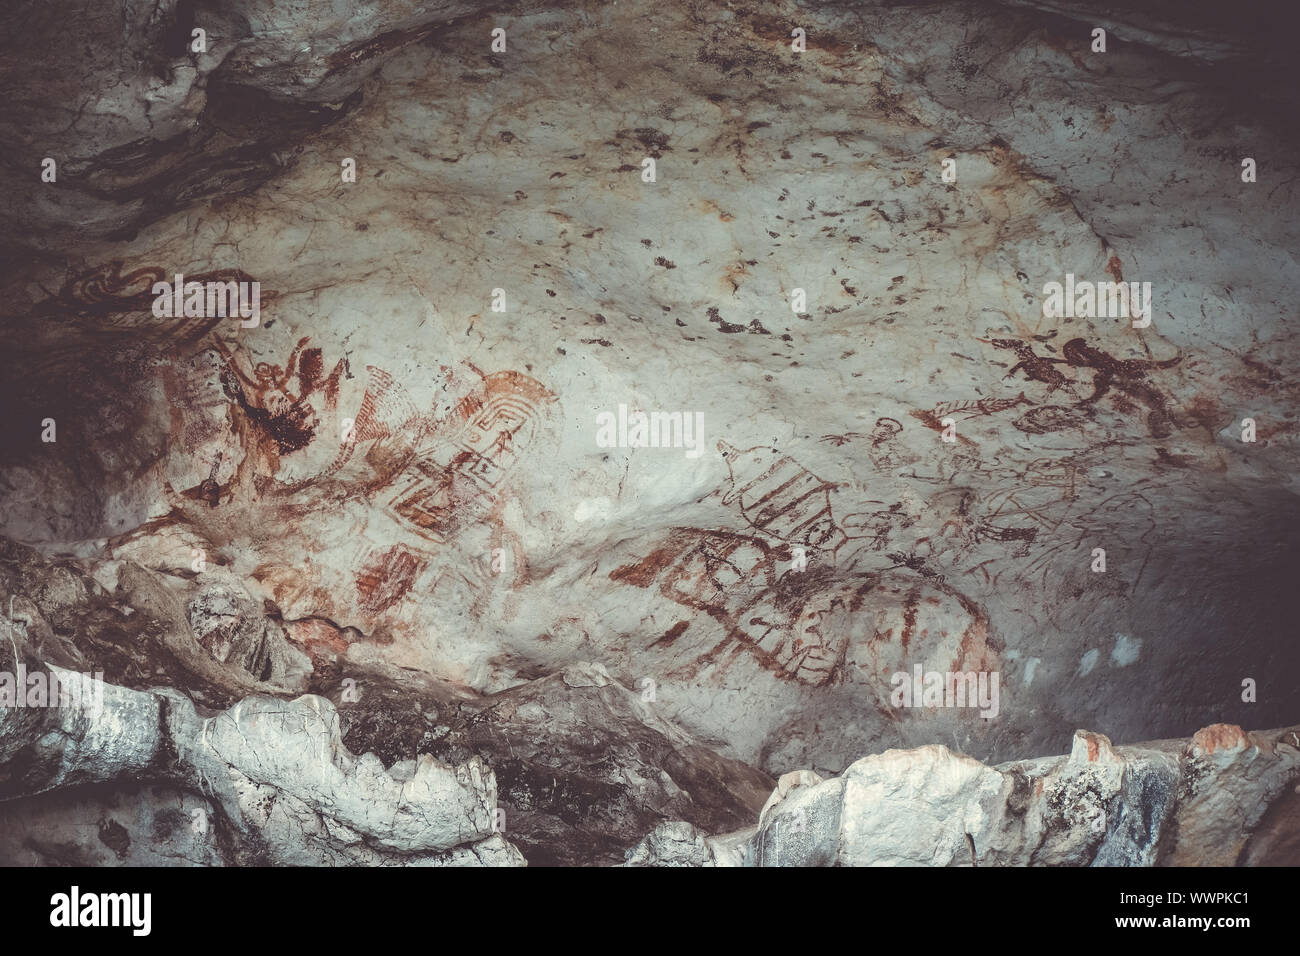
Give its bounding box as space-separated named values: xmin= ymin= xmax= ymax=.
xmin=0 ymin=670 xmax=523 ymax=865
xmin=625 ymin=723 xmax=1300 ymax=866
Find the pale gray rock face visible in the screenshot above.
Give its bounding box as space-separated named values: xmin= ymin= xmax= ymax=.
xmin=623 ymin=821 xmax=718 ymax=867
xmin=631 ymin=724 xmax=1300 ymax=867
xmin=0 ymin=0 xmax=1297 ymax=866
xmin=0 ymin=661 xmax=524 ymax=865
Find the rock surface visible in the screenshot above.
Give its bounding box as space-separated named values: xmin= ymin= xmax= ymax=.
xmin=0 ymin=541 xmax=769 ymax=864
xmin=624 ymin=723 xmax=1300 ymax=866
xmin=1 ymin=0 xmax=1297 ymax=865
xmin=0 ymin=643 xmax=522 ymax=864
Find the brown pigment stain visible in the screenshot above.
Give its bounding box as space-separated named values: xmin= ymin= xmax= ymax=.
xmin=650 ymin=620 xmax=691 ymax=649
xmin=355 ymin=545 xmax=427 ymax=615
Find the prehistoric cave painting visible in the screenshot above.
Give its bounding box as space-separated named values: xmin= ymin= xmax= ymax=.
xmin=1013 ymin=403 xmax=1091 ymax=434
xmin=610 ymin=526 xmax=999 ymax=691
xmin=909 ymin=407 xmax=978 ymax=447
xmin=981 ymin=338 xmax=1078 ymax=397
xmin=909 ymin=392 xmax=1031 ymax=447
xmin=975 ymin=458 xmax=1079 ymax=554
xmin=983 ymin=336 xmax=1183 ymax=438
xmin=903 ymin=455 xmax=1088 ymax=580
xmin=847 ymin=573 xmax=1000 ymax=687
xmin=215 ymin=337 xmax=348 ymax=459
xmin=717 ymin=430 xmax=1054 ymax=573
xmin=912 ymin=487 xmax=982 ymax=569
xmin=844 ymin=502 xmax=919 ymax=554
xmin=320 ymin=359 xmax=501 ymax=483
xmin=33 ymin=259 xmax=274 ymax=343
xmin=820 ymin=417 xmax=915 ymax=473
xmin=1022 ymin=487 xmax=1159 ymax=592
xmin=871 ymin=417 xmax=903 ymax=442
xmin=383 ymin=370 xmax=556 ymax=545
xmin=195 ymin=453 xmax=223 ymax=508
xmin=43 ymin=260 xmax=164 ymax=313
xmin=716 ymin=440 xmax=872 ymax=556
xmin=321 ymin=366 xmax=427 ymax=480
xmin=355 ymin=544 xmax=428 ymax=615
xmin=612 ymin=528 xmax=778 ymax=610
xmin=865 ymin=417 xmax=910 ymax=472
xmin=318 ymin=362 xmax=557 ymax=547
xmin=926 ymin=393 xmax=1032 ymax=422
xmin=1059 ymin=337 xmax=1182 ymax=438
xmin=165 ymin=354 xmax=554 ymax=624
xmin=612 ymin=527 xmax=858 ymax=685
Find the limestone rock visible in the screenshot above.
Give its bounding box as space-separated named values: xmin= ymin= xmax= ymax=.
xmin=330 ymin=659 xmax=774 ymax=865
xmin=624 ymin=821 xmax=717 ymax=867
xmin=633 ymin=723 xmax=1300 ymax=867
xmin=0 ymin=665 xmax=522 ymax=864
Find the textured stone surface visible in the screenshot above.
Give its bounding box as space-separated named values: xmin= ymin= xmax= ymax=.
xmin=0 ymin=0 xmax=495 ymax=250
xmin=628 ymin=723 xmax=1300 ymax=866
xmin=1 ymin=0 xmax=1297 ymax=866
xmin=330 ymin=659 xmax=773 ymax=865
xmin=0 ymin=668 xmax=524 ymax=864
xmin=0 ymin=541 xmax=769 ymax=864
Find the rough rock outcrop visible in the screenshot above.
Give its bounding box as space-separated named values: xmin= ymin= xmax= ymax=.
xmin=0 ymin=539 xmax=768 ymax=865
xmin=0 ymin=670 xmax=522 ymax=865
xmin=624 ymin=723 xmax=1300 ymax=866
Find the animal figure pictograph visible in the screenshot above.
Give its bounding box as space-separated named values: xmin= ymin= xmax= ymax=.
xmin=983 ymin=336 xmax=1182 ymax=437
xmin=216 ymin=337 xmax=348 ymax=456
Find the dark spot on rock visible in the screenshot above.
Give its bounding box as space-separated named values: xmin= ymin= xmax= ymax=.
xmin=97 ymin=818 xmax=130 ymax=859
xmin=706 ymin=306 xmax=745 ymax=333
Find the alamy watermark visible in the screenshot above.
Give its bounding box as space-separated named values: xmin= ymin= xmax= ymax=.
xmin=1043 ymin=273 xmax=1151 ymax=328
xmin=595 ymin=403 xmax=705 ymax=458
xmin=890 ymin=665 xmax=1000 ymax=718
xmin=151 ymin=273 xmax=260 ymax=327
xmin=50 ymin=886 xmax=150 ymax=936
xmin=0 ymin=665 xmax=105 ymax=717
